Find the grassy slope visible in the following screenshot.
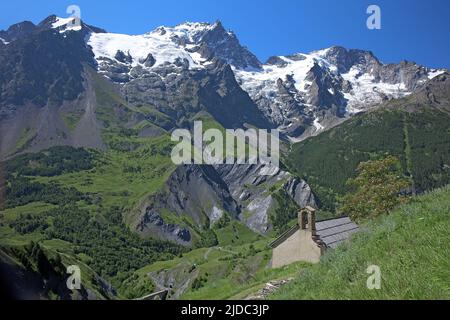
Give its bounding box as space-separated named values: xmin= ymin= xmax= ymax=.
xmin=271 ymin=186 xmax=450 ymax=300
xmin=0 ymin=137 xmax=184 ymax=298
xmin=131 ymin=233 xmax=310 ymax=300
xmin=0 ymin=69 xmax=183 ymax=298
xmin=123 ymin=221 xmax=264 ymax=300
xmin=32 ymin=137 xmax=175 ymax=213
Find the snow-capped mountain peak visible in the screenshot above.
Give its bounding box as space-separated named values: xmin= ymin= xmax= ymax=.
xmin=83 ymin=20 xmax=447 ymax=140
xmin=149 ymin=21 xmax=215 ymax=43
xmin=87 ymin=26 xmax=213 ymax=79
xmin=87 ymin=20 xmax=261 ymax=83
xmin=234 ymin=45 xmax=447 ymax=139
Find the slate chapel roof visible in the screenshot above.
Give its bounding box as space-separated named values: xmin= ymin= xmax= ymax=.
xmin=269 ymin=216 xmax=359 ymax=249
xmin=316 ymin=217 xmax=359 ymax=248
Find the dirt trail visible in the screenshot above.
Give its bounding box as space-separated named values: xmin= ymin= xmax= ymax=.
xmin=244 ymin=278 xmax=294 ymax=300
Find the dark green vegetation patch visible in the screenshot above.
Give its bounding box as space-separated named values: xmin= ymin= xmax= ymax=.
xmin=6 ymin=146 xmax=95 ymax=177
xmin=286 ymin=109 xmax=450 ymax=210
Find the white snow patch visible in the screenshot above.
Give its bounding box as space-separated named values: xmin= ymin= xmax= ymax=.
xmin=309 ymin=47 xmax=331 ymax=58
xmin=169 ymin=22 xmax=218 ymax=41
xmin=428 ymin=69 xmax=445 ymax=79
xmin=52 ymin=16 xmax=82 ymax=33
xmin=87 ymin=23 xmax=218 ymax=70
xmin=190 ymin=51 xmax=210 ymax=65
xmin=309 ymin=49 xmax=338 ymax=73
xmin=235 ymin=53 xmax=315 ymax=95
xmin=287 ymin=136 xmax=304 ymax=143
xmin=342 ymin=66 xmax=410 ymax=114
xmin=0 ymin=37 xmax=8 ymax=45
xmin=233 ymin=53 xmax=318 ymax=121
xmin=346 ymin=105 xmax=363 ymax=114
xmin=88 ymin=33 xmax=198 ymax=69
xmin=313 ymin=118 xmax=324 ymax=132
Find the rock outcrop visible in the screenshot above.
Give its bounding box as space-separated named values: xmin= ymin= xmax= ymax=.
xmin=135 ymin=163 xmax=317 ymax=242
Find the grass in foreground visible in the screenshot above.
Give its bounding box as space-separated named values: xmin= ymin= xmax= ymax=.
xmin=270 ymin=186 xmax=450 ymax=300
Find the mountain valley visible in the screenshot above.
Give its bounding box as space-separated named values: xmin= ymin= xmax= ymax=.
xmin=0 ymin=15 xmax=449 ymax=300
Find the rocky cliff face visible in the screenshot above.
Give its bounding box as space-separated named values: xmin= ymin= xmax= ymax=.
xmin=196 ymin=21 xmax=262 ymax=70
xmin=119 ymin=57 xmax=271 ymax=130
xmin=135 ymin=163 xmax=317 ymax=244
xmin=0 ymin=21 xmax=36 ymax=43
xmin=214 ymin=164 xmax=316 ymax=233
xmin=135 ymin=165 xmax=239 ymax=245
xmin=376 ymin=71 xmax=450 ymax=115
xmin=0 ymin=16 xmax=107 ymax=158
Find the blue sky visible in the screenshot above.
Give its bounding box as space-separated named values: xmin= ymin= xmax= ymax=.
xmin=1 ymin=0 xmax=449 ymax=68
